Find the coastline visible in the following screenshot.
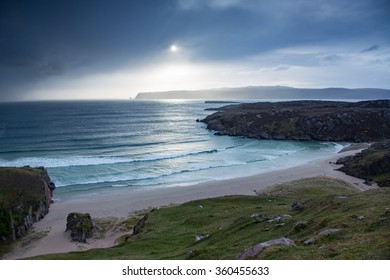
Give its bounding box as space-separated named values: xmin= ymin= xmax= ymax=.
xmin=3 ymin=146 xmax=377 ymax=259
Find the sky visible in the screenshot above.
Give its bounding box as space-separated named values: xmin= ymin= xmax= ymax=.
xmin=0 ymin=0 xmax=389 ymax=101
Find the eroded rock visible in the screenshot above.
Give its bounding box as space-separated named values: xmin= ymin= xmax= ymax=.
xmin=65 ymin=212 xmax=94 ymax=243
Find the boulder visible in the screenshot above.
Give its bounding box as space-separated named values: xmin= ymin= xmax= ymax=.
xmin=237 ymin=237 xmax=295 ymax=259
xmin=303 ymin=228 xmax=341 ymax=245
xmin=65 ymin=212 xmax=94 ymax=243
xmin=289 ymin=201 xmax=304 ymax=211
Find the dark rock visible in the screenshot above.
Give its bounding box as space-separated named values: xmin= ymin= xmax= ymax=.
xmin=48 ymin=181 xmax=56 ymax=204
xmin=65 ymin=212 xmax=94 ymax=243
xmin=237 ymin=237 xmax=295 ymax=259
xmin=188 ymin=249 xmax=201 ymax=258
xmin=289 ymin=201 xmax=304 ymax=211
xmin=132 ymin=214 xmax=148 ymax=236
xmin=336 ymin=140 xmax=390 ymax=187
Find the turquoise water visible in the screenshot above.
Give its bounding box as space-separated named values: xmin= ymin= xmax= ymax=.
xmin=0 ymin=100 xmax=343 ymax=200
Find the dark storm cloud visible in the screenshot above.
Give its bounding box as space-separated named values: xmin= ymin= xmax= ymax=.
xmin=0 ymin=0 xmax=179 ymax=100
xmin=0 ymin=0 xmax=389 ymax=101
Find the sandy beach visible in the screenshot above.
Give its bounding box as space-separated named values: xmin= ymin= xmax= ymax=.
xmin=4 ymin=146 xmax=377 ymax=259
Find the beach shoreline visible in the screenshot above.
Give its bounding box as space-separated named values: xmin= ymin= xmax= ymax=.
xmin=3 ymin=146 xmax=377 ymax=259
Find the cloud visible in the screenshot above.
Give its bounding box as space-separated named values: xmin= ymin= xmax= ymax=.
xmin=1 ymin=0 xmax=390 ymax=101
xmin=273 ymin=65 xmax=291 ymax=71
xmin=361 ymin=44 xmax=380 ymax=52
xmin=177 ymin=0 xmax=245 ymax=10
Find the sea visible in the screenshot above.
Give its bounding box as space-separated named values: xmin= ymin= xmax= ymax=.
xmin=0 ymin=100 xmax=345 ymax=201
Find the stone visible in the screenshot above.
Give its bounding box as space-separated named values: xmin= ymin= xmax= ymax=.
xmin=250 ymin=213 xmax=264 ymax=218
xmin=304 ymin=228 xmax=341 ymax=246
xmin=289 ymin=201 xmax=304 ymax=211
xmin=65 ymin=212 xmax=94 ymax=243
xmin=237 ymin=237 xmax=295 ymax=259
xmin=268 ymin=215 xmax=283 ymax=223
xmin=195 ymin=233 xmax=210 ymax=242
xmin=317 ymin=228 xmax=341 ymax=236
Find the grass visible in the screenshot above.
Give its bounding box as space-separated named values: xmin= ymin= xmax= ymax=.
xmin=26 ymin=177 xmax=390 ymax=260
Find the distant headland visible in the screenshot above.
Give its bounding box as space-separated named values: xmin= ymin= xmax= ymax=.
xmin=135 ymin=86 xmax=390 ymax=100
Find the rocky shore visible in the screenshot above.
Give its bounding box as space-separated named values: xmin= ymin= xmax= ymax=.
xmin=200 ymin=100 xmax=390 ymax=142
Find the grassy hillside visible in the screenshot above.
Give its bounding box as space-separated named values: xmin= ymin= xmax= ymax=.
xmin=29 ymin=177 xmax=390 ymax=260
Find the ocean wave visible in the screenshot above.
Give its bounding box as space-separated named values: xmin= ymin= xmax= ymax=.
xmin=53 ymin=160 xmax=249 ymax=187
xmin=0 ymin=148 xmax=228 ymax=168
xmin=0 ymin=140 xmax=168 ymax=155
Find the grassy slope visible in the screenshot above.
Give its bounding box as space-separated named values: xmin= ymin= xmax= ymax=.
xmin=0 ymin=167 xmax=45 ymax=207
xmin=29 ymin=177 xmax=390 ymax=260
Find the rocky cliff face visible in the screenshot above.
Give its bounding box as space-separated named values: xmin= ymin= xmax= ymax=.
xmin=201 ymin=100 xmax=390 ymax=142
xmin=337 ymin=140 xmax=390 ymax=187
xmin=0 ymin=167 xmax=55 ymax=241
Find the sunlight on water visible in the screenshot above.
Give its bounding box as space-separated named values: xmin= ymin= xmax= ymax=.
xmin=0 ymin=100 xmax=345 ymax=199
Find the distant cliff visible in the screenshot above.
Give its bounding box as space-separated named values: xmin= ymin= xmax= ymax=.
xmin=135 ymin=86 xmax=390 ymax=100
xmin=200 ymin=100 xmax=390 ymax=142
xmin=0 ymin=167 xmax=55 ymax=241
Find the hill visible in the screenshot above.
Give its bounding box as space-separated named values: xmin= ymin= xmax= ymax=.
xmin=200 ymin=100 xmax=390 ymax=142
xmin=135 ymin=86 xmax=390 ymax=100
xmin=27 ymin=177 xmax=390 ymax=260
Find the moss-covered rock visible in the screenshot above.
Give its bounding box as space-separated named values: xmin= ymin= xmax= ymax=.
xmin=0 ymin=167 xmax=54 ymax=241
xmin=65 ymin=212 xmax=94 ymax=243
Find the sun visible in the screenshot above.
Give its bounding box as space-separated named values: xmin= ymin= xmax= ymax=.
xmin=170 ymin=44 xmax=178 ymax=52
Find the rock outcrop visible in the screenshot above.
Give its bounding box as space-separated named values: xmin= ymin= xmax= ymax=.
xmin=337 ymin=140 xmax=390 ymax=187
xmin=201 ymin=100 xmax=390 ymax=142
xmin=0 ymin=167 xmax=55 ymax=241
xmin=131 ymin=214 xmax=148 ymax=236
xmin=237 ymin=237 xmax=295 ymax=259
xmin=65 ymin=212 xmax=94 ymax=243
xmin=303 ymin=228 xmax=341 ymax=245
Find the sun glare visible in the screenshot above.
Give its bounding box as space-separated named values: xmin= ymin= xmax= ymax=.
xmin=170 ymin=44 xmax=178 ymax=52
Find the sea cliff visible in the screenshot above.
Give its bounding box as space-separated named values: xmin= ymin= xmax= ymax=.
xmin=0 ymin=167 xmax=54 ymax=241
xmin=201 ymin=100 xmax=390 ymax=142
xmin=337 ymin=140 xmax=390 ymax=187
